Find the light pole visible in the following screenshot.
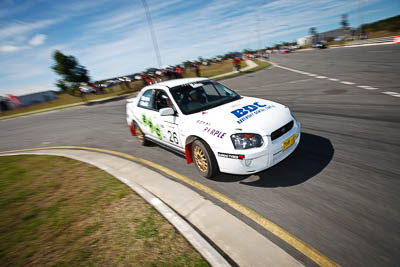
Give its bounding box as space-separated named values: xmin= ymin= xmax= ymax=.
xmin=256 ymin=9 xmax=261 ymax=51
xmin=358 ymin=0 xmax=364 ymax=39
xmin=141 ymin=0 xmax=162 ymax=68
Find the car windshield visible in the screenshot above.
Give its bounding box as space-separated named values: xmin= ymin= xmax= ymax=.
xmin=170 ymin=81 xmax=241 ymax=115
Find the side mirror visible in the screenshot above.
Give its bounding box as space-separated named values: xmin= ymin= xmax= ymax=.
xmin=159 ymin=107 xmax=175 ymax=116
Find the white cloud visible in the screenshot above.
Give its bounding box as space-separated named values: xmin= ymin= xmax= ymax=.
xmin=0 ymin=44 xmax=26 ymax=52
xmin=29 ymin=34 xmax=47 ymax=46
xmin=0 ymin=19 xmax=58 ymax=40
xmin=0 ymin=0 xmax=397 ymax=97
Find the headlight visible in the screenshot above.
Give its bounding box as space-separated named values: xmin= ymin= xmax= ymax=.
xmin=231 ymin=133 xmax=264 ymax=149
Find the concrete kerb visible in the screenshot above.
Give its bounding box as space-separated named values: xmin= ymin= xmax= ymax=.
xmin=1 ymin=148 xmax=303 ymax=267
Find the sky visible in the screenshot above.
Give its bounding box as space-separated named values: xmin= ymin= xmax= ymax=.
xmin=0 ymin=0 xmax=399 ymax=96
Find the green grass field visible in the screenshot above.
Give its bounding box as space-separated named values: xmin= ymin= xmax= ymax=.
xmin=0 ymin=155 xmax=209 ymax=266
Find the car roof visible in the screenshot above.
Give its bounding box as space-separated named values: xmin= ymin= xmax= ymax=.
xmin=141 ymin=77 xmax=209 ymax=91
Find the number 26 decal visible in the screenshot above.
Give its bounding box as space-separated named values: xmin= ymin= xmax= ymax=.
xmin=168 ymin=130 xmax=179 ymax=144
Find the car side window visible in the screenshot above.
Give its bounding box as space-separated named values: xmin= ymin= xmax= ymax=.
xmin=203 ymin=83 xmax=219 ymax=96
xmin=138 ymin=89 xmax=154 ymax=109
xmin=214 ymin=83 xmax=234 ymax=97
xmin=154 ymin=90 xmax=175 ymax=111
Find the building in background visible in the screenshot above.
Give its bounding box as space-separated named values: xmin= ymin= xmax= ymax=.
xmin=0 ymin=96 xmax=13 ymax=112
xmin=297 ymin=28 xmax=353 ymax=46
xmin=318 ymin=28 xmax=352 ymax=41
xmin=17 ymin=91 xmax=57 ymax=107
xmin=297 ymin=35 xmax=313 ymax=46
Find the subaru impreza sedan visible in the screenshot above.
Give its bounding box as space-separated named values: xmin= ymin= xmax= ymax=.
xmin=126 ymin=78 xmax=300 ymax=178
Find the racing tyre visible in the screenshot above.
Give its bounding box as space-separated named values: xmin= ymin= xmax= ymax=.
xmin=134 ymin=122 xmax=149 ymax=146
xmin=191 ymin=140 xmax=219 ymax=178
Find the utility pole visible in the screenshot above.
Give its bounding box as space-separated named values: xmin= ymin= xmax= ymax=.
xmin=358 ymin=0 xmax=364 ymax=39
xmin=141 ymin=0 xmax=162 ymax=68
xmin=256 ymin=9 xmax=262 ymax=51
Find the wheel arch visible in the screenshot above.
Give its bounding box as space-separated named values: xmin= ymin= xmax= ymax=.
xmin=129 ymin=119 xmax=138 ymax=136
xmin=184 ymin=135 xmax=218 ymax=165
xmin=184 ymin=135 xmax=206 ymax=164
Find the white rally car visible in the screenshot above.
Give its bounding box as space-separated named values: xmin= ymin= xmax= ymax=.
xmin=126 ymin=78 xmax=300 ymax=178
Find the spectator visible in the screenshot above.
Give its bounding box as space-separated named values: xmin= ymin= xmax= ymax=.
xmin=175 ymin=66 xmax=182 ymax=78
xmin=233 ymin=56 xmax=241 ymax=72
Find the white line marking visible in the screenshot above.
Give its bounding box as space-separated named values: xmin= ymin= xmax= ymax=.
xmin=289 ymin=79 xmax=312 ymax=84
xmin=383 ymin=91 xmax=399 ymax=95
xmin=341 ymin=81 xmax=355 ymax=85
xmin=358 ymin=85 xmax=378 ymax=90
xmin=273 ymin=63 xmax=387 ymax=97
xmin=392 ymin=95 xmax=400 ymax=97
xmin=343 ymin=42 xmax=393 ymax=48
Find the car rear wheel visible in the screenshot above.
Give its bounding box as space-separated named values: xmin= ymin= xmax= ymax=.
xmin=191 ymin=140 xmax=219 ymax=178
xmin=134 ymin=123 xmax=149 ymax=146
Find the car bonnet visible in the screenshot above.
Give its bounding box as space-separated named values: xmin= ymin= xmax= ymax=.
xmin=189 ymin=96 xmax=293 ymax=136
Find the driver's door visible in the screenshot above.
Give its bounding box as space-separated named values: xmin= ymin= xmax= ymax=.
xmin=153 ymin=90 xmax=183 ymax=151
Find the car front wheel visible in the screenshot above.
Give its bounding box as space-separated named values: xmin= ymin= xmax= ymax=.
xmin=191 ymin=140 xmax=219 ymax=178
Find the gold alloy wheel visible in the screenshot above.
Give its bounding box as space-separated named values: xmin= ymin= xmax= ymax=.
xmin=136 ymin=126 xmax=145 ymax=143
xmin=193 ymin=145 xmax=208 ymax=172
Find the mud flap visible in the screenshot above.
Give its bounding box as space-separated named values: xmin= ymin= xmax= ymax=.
xmin=129 ymin=123 xmax=136 ymax=136
xmin=185 ymin=142 xmax=193 ymax=164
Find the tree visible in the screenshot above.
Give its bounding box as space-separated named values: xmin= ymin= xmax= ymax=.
xmin=51 ymin=50 xmax=90 ymax=96
xmin=55 ymin=79 xmax=68 ymax=93
xmin=341 ymin=14 xmax=349 ymax=29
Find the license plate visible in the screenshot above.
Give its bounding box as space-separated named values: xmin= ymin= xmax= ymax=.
xmin=282 ymin=134 xmax=296 ymax=151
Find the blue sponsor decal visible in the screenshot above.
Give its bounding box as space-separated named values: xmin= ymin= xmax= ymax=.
xmin=196 ymin=119 xmax=210 ymax=126
xmin=203 ymin=127 xmax=226 ymax=138
xmin=231 ymin=102 xmax=275 ymax=124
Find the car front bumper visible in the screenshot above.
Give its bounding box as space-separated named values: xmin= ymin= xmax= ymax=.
xmin=216 ymin=121 xmax=301 ymax=175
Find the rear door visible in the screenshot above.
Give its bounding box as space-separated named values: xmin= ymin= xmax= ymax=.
xmin=135 ymin=89 xmax=160 ymax=138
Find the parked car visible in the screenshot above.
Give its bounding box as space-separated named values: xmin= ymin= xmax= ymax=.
xmin=126 ymin=78 xmax=301 ymax=178
xmin=261 ymin=53 xmax=270 ymax=59
xmin=78 ymin=85 xmax=95 ymax=94
xmin=312 ymin=41 xmax=327 ymax=49
xmin=279 ymin=47 xmax=291 ymax=53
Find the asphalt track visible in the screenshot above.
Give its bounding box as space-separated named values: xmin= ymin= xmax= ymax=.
xmin=1 ymin=44 xmax=399 ymax=266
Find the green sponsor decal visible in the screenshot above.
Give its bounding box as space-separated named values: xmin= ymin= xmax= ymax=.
xmin=142 ymin=113 xmax=147 ymax=124
xmin=142 ymin=113 xmax=162 ymax=140
xmin=155 ymin=124 xmax=162 ymax=140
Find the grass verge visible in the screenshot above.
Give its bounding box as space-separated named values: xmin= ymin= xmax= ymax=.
xmin=182 ymin=59 xmax=246 ymax=78
xmin=213 ymin=59 xmax=271 ymax=80
xmin=0 ymin=84 xmax=141 ymax=118
xmin=0 ymin=155 xmax=209 ymax=266
xmin=1 ymin=59 xmax=266 ymax=119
